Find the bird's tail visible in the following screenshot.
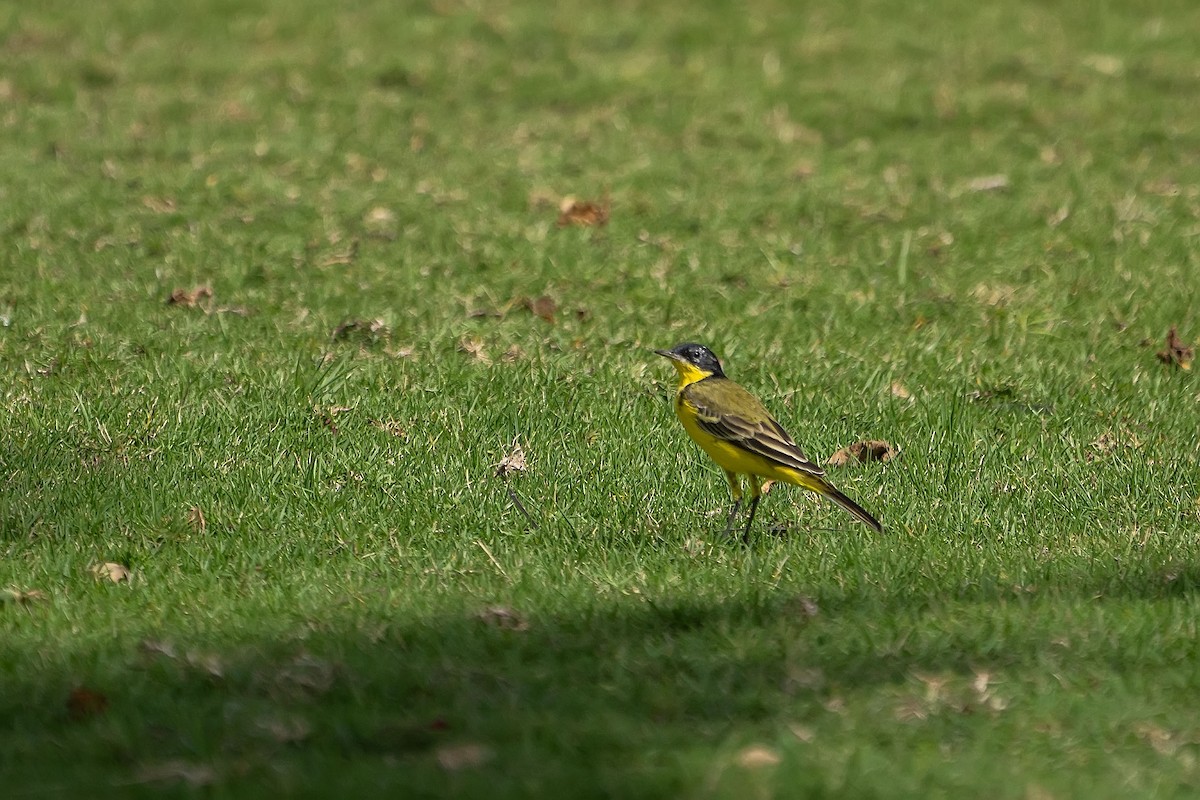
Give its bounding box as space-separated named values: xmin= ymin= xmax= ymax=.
xmin=798 ymin=476 xmax=883 ymax=532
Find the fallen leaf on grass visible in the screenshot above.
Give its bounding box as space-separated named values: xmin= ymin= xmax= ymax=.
xmin=494 ymin=437 xmax=538 ymax=529
xmin=435 ymin=742 xmax=494 ymax=771
xmin=1089 ymin=430 xmax=1142 ymax=460
xmin=556 ymin=196 xmax=609 ymax=227
xmin=1156 ymin=326 xmax=1193 ymax=369
xmin=167 ymin=286 xmax=213 ymax=308
xmin=1047 ymin=205 xmax=1070 ymax=227
xmin=186 ymin=506 xmax=206 ymax=532
xmin=788 ymin=723 xmax=816 ymax=743
xmin=890 ymin=381 xmax=912 ymax=400
xmin=332 ymin=318 xmax=390 ymax=346
xmin=142 ymin=196 xmax=177 ymax=214
xmin=1134 ymin=721 xmax=1180 ymax=756
xmin=1083 ymin=53 xmax=1124 ymax=76
xmin=470 ymin=294 xmax=559 ymax=324
xmin=91 ymin=562 xmax=131 ymax=583
xmin=319 ymin=240 xmax=359 ymax=267
xmin=826 ymin=440 xmax=898 ymax=467
xmin=2 ymin=587 xmax=47 ymax=606
xmin=313 ymin=404 xmax=352 ymax=435
xmin=520 ymin=295 xmax=557 ymax=323
xmin=364 ymin=206 xmax=395 ymax=225
xmin=457 ymin=335 xmax=490 ymax=364
xmin=466 ymin=305 xmax=504 ymax=319
xmin=371 ymin=419 xmax=408 ymax=438
xmin=476 ymin=605 xmax=528 ymax=631
xmin=494 ymin=438 xmax=528 ymax=478
xmin=965 ymin=174 xmax=1010 ymax=193
xmin=736 ymin=745 xmax=781 ymax=769
xmin=67 ymin=686 xmax=109 ymax=720
xmin=364 ymin=208 xmax=397 ymax=239
xmin=133 ymin=760 xmax=217 ymax=787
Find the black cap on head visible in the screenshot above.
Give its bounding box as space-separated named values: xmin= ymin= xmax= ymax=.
xmin=657 ymin=342 xmax=725 ymax=377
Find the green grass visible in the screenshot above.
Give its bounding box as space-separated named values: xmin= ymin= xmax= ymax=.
xmin=3 ymin=0 xmax=1200 ymax=795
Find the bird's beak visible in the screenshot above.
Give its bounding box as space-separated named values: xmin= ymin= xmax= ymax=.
xmin=654 ymin=348 xmax=680 ymax=361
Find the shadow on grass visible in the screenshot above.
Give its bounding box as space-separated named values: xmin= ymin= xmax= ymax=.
xmin=4 ymin=560 xmax=1200 ymax=797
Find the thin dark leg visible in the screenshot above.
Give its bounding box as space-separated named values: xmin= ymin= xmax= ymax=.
xmin=720 ymin=470 xmax=742 ymax=538
xmin=741 ymin=496 xmax=760 ymax=543
xmin=721 ymin=498 xmax=742 ymax=537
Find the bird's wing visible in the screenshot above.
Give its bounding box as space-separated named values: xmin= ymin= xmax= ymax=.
xmin=683 ymin=378 xmax=826 ymax=478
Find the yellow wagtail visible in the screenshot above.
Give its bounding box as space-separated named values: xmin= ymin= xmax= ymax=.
xmin=655 ymin=343 xmax=882 ymax=541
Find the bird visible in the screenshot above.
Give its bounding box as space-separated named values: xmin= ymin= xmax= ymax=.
xmin=655 ymin=342 xmax=882 ymax=541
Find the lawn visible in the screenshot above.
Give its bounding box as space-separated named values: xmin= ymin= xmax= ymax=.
xmin=2 ymin=0 xmax=1200 ymax=796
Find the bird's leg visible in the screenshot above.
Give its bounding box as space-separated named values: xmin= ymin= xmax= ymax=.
xmin=721 ymin=470 xmax=742 ymax=537
xmin=742 ymin=475 xmax=763 ymax=543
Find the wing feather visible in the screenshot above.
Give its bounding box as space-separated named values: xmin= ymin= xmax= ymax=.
xmin=685 ymin=379 xmax=825 ymax=478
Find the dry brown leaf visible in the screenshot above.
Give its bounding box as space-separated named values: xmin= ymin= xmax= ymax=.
xmin=1047 ymin=205 xmax=1070 ymax=227
xmin=364 ymin=207 xmax=397 ymax=239
xmin=372 ymin=419 xmax=408 ymax=438
xmin=2 ymin=587 xmax=47 ymax=605
xmin=966 ymin=174 xmax=1010 ymax=193
xmin=457 ymin=335 xmax=490 ymax=364
xmin=1090 ymin=430 xmax=1141 ymax=458
xmin=1156 ymin=326 xmax=1193 ymax=369
xmin=332 ymin=318 xmax=390 ymax=345
xmin=736 ymin=745 xmax=781 ymax=769
xmin=522 ymin=295 xmax=558 ymax=323
xmin=91 ymin=562 xmax=131 ymax=583
xmin=476 ymin=605 xmax=529 ymax=631
xmin=319 ymin=240 xmax=359 ymax=267
xmin=142 ymin=196 xmax=177 ymax=214
xmin=1083 ymin=54 xmax=1124 ymax=76
xmin=826 ymin=440 xmax=898 ymax=467
xmin=1142 ymin=178 xmax=1181 ymax=197
xmin=890 ymin=381 xmax=912 ymax=400
xmin=494 ymin=438 xmax=528 ymax=478
xmin=167 ymin=286 xmax=213 ymax=308
xmin=67 ymin=686 xmax=109 ymax=719
xmin=364 ymin=206 xmax=395 ymax=225
xmin=313 ymin=405 xmax=350 ymax=435
xmin=186 ymin=506 xmax=206 ymax=532
xmin=788 ymin=723 xmax=816 ymax=743
xmin=1134 ymin=722 xmax=1179 ymax=755
xmin=557 ymin=196 xmax=609 ymax=227
xmin=435 ymin=742 xmax=494 ymax=771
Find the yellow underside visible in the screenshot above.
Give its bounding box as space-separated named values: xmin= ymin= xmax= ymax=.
xmin=676 ymin=401 xmax=826 ymax=497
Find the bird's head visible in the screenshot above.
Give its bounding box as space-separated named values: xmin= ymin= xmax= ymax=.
xmin=654 ymin=342 xmax=726 ymax=382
